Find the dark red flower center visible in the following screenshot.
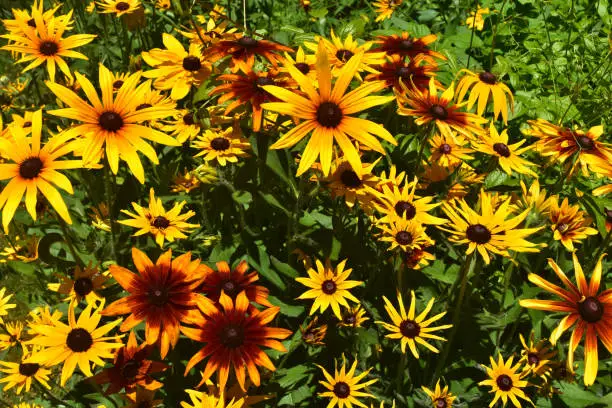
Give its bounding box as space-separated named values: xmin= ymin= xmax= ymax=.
xmin=73 ymin=277 xmax=94 ymax=297
xmin=116 ymin=1 xmax=130 ymax=11
xmin=435 ymin=399 xmax=447 ymax=408
xmin=395 ymin=231 xmax=413 ymax=245
xmin=18 ymin=362 xmax=40 ymax=376
xmin=220 ymin=324 xmax=245 ymax=348
xmin=23 ymin=121 xmax=32 ymax=127
xmin=479 ymin=71 xmax=497 ymax=84
xmin=396 ymin=66 xmax=412 ymax=80
xmin=340 ymin=170 xmax=362 ymax=188
xmin=27 ymin=18 xmax=36 ymax=27
xmin=335 ymin=49 xmax=354 ymax=62
xmin=211 ymin=137 xmax=231 ymax=151
xmin=333 ymin=381 xmax=351 ymax=398
xmin=113 ymin=80 xmax=124 ymax=89
xmin=399 ymin=39 xmax=414 ymax=50
xmin=493 ymin=143 xmax=511 ymax=158
xmin=221 ymin=279 xmax=240 ymax=298
xmin=121 ymin=359 xmax=141 ymax=379
xmin=152 ymin=216 xmax=170 ymax=229
xmin=579 ymin=296 xmax=604 ymax=323
xmin=256 ymin=76 xmax=275 ymax=88
xmin=399 ymin=319 xmax=420 ymax=338
xmin=527 ymin=353 xmax=540 ymax=366
xmin=66 ymin=328 xmax=94 ymax=352
xmin=439 ymin=143 xmax=452 ymax=154
xmin=39 ymin=41 xmax=59 ymax=56
xmin=556 ymin=223 xmax=569 ymax=234
xmin=394 ymin=201 xmax=416 ymax=219
xmin=343 ymin=314 xmax=356 ymax=325
xmin=183 ymin=112 xmax=195 ymax=125
xmin=303 ymin=332 xmax=315 ymax=341
xmin=135 ymin=402 xmax=152 ymax=408
xmin=496 ymin=374 xmax=513 ymax=391
xmin=321 ymin=279 xmax=337 ymax=295
xmin=316 ymin=101 xmax=343 ymax=128
xmin=182 ymin=56 xmax=202 ymax=71
xmin=294 ymin=62 xmax=310 ymax=74
xmin=148 ymin=287 xmax=169 ymax=306
xmin=466 ymin=224 xmax=491 ymax=244
xmin=577 ymin=136 xmax=594 ymax=150
xmin=430 ymin=104 xmax=448 ymax=119
xmin=19 ymin=157 xmax=44 ymax=179
xmin=238 ymin=36 xmax=258 ymax=47
xmin=136 ymin=103 xmax=152 ymax=111
xmin=99 ymin=111 xmax=124 ymax=132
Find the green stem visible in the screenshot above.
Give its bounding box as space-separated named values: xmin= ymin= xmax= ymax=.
xmin=103 ymin=164 xmax=118 ymax=262
xmin=465 ymin=0 xmax=479 ymax=69
xmin=488 ymin=0 xmax=509 ymax=70
xmin=414 ymin=124 xmax=435 ymax=173
xmin=36 ymin=382 xmax=75 ymax=408
xmin=55 ymin=212 xmax=84 ymax=267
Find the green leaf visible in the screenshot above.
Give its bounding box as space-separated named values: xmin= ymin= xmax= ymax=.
xmin=278 ymin=384 xmax=313 ymax=406
xmin=268 ymin=295 xmax=305 ymax=317
xmin=270 ymin=256 xmax=300 ymax=278
xmin=258 ymin=192 xmax=290 ymax=216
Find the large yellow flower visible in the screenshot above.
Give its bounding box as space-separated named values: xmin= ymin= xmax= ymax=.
xmin=96 ymin=0 xmax=142 ymax=16
xmin=0 ymin=109 xmax=82 ymax=232
xmin=46 ymin=64 xmax=179 ymax=183
xmin=261 ymin=41 xmax=397 ymax=176
xmin=317 ymin=356 xmax=378 ymax=408
xmin=0 ymin=351 xmax=51 ymax=394
xmin=479 ymin=354 xmax=532 ymax=407
xmin=455 ymin=69 xmax=514 ymax=124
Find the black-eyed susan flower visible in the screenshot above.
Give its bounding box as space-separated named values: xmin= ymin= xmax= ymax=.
xmin=124 ymin=388 xmax=163 ymax=408
xmin=372 ymin=32 xmax=446 ymax=63
xmin=1 ymin=11 xmax=95 ymax=82
xmin=0 ymin=236 xmax=39 ymax=263
xmin=520 ymin=253 xmax=612 ymax=386
xmin=548 ymin=197 xmax=598 ymax=251
xmin=261 ymin=41 xmax=397 ymax=176
xmin=419 ymin=161 xmax=486 ymax=201
xmin=376 ymin=165 xmax=407 ymax=191
xmin=317 ymin=356 xmax=378 ymax=408
xmin=156 ymin=0 xmax=171 ymax=10
xmin=48 ymin=263 xmax=108 ymax=305
xmin=102 ymin=248 xmax=214 ymax=359
xmin=397 ymin=77 xmax=487 ymax=141
xmin=172 ymin=171 xmax=202 ymax=193
xmin=301 ymin=316 xmax=328 ymax=345
xmin=180 ymin=16 xmax=234 ymax=49
xmin=296 ymin=258 xmax=362 ymax=320
xmin=439 ymin=190 xmax=543 ymax=264
xmin=27 ymin=306 xmax=62 ymax=334
xmin=198 ymin=260 xmax=271 ymax=307
xmin=142 ymin=34 xmax=212 ymax=100
xmin=90 ymin=203 xmax=111 ymax=232
xmin=511 ymin=179 xmax=554 ymax=216
xmin=472 ymin=122 xmax=537 ymax=176
xmin=182 ymin=291 xmax=291 ymax=390
xmin=119 ymin=188 xmax=199 ymax=248
xmin=401 ymin=245 xmax=435 ymax=270
xmin=192 ymin=127 xmax=251 ymax=166
xmin=479 ymin=354 xmax=532 ymax=407
xmin=376 ymin=217 xmax=434 ymax=252
xmin=372 ymin=0 xmax=403 ymax=21
xmin=281 ymin=46 xmax=317 ymax=81
xmin=181 ymin=389 xmax=245 ymax=408
xmin=207 ymin=32 xmax=292 ymax=71
xmin=466 ymin=6 xmax=490 ymax=31
xmin=1 ymin=0 xmax=68 ymax=37
xmin=365 ymin=54 xmax=439 ymax=94
xmin=377 ymin=291 xmax=451 ymax=358
xmin=455 ymin=69 xmax=514 ymax=124
xmin=0 ymin=351 xmax=51 ymax=394
xmin=375 ymin=177 xmax=446 ymax=225
xmin=26 ymin=302 xmax=123 ymax=386
xmin=163 ymin=110 xmax=200 ymax=143
xmin=96 ymin=0 xmax=141 ymax=16
xmin=0 ymin=109 xmax=82 ymax=232
xmin=429 ymin=134 xmax=474 ymax=168
xmin=519 ymin=333 xmax=556 ymax=380
xmin=421 ymin=380 xmax=456 ymax=408
xmin=0 ymin=321 xmax=24 ymax=351
xmin=338 ymin=305 xmax=369 ymax=328
xmin=46 ymin=64 xmax=179 ymax=183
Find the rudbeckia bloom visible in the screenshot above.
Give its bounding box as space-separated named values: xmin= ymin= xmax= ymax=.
xmin=376 ymin=217 xmax=434 ymax=252
xmin=26 ymin=302 xmax=123 ymax=386
xmin=102 ymin=248 xmax=214 ymax=358
xmin=96 ymin=0 xmax=142 ymax=16
xmin=518 ymin=333 xmax=556 ymax=380
xmin=119 ymin=188 xmax=200 ymax=248
xmin=301 ymin=316 xmax=328 ymax=345
xmin=182 ymin=291 xmax=291 ymax=390
xmin=520 ymin=253 xmax=611 ymax=386
xmin=205 ymin=33 xmax=292 ymax=72
xmin=317 ymin=356 xmax=378 ymax=408
xmin=192 ymin=127 xmax=251 ymax=165
xmin=171 ymin=170 xmax=203 ymax=193
xmin=46 ymin=64 xmax=179 ymax=183
xmin=471 ymin=122 xmax=537 ymax=176
xmin=397 ymin=77 xmax=487 ymax=141
xmin=455 ymin=69 xmax=514 ymax=123
xmin=372 ymin=0 xmax=403 ymax=21
xmin=162 ymin=110 xmax=200 ymax=143
xmin=1 ymin=11 xmax=95 ymax=82
xmin=401 ymin=245 xmax=436 ymax=270
xmin=377 ymin=291 xmax=451 ymax=358
xmin=47 ymin=263 xmax=108 ymax=305
xmin=366 ymin=54 xmax=439 ymax=94
xmin=1 ymin=0 xmax=68 ymax=38
xmin=511 ymin=179 xmax=554 ymax=216
xmin=261 ymin=41 xmax=397 ymax=176
xmin=421 ymin=380 xmax=456 ymax=408
xmin=0 ymin=351 xmax=51 ymax=394
xmin=181 ymin=390 xmax=244 ymax=408
xmin=478 ymin=354 xmax=532 ymax=407
xmin=338 ymin=305 xmax=370 ymax=328
xmin=296 ymin=258 xmax=362 ymax=320
xmin=142 ymin=33 xmax=213 ymax=100
xmin=198 ymin=260 xmax=271 ymax=307
xmin=372 ymin=32 xmax=445 ymax=63
xmin=466 ymin=6 xmax=490 ymax=31
xmin=429 ymin=134 xmax=474 ymax=167
xmin=281 ymin=46 xmax=317 ymax=81
xmin=439 ymin=190 xmax=543 ymax=264
xmin=0 ymin=322 xmax=24 ymax=351
xmin=548 ymin=197 xmax=598 ymax=251
xmin=0 ymin=109 xmax=81 ymax=233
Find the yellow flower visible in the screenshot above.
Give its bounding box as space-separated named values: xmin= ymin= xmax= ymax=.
xmin=96 ymin=0 xmax=141 ymax=16
xmin=181 ymin=390 xmax=244 ymax=408
xmin=172 ymin=171 xmax=202 ymax=193
xmin=519 ymin=333 xmax=556 ymax=380
xmin=296 ymin=258 xmax=362 ymax=320
xmin=48 ymin=263 xmax=108 ymax=305
xmin=376 ymin=217 xmax=434 ymax=252
xmin=372 ymin=0 xmax=403 ymax=22
xmin=0 ymin=287 xmax=17 ymax=325
xmin=338 ymin=305 xmax=369 ymax=328
xmin=0 ymin=321 xmax=24 ymax=351
xmin=163 ymin=109 xmax=201 ymax=143
xmin=156 ymin=0 xmax=171 ymax=10
xmin=466 ymin=6 xmax=490 ymax=30
xmin=90 ymin=203 xmax=111 ymax=232
xmin=301 ymin=316 xmax=328 ymax=345
xmin=0 ymin=236 xmax=39 ymax=263
xmin=456 ymin=69 xmax=514 ymax=124
xmin=548 ymin=197 xmax=598 ymax=251
xmin=317 ymin=356 xmax=378 ymax=408
xmin=479 ymin=354 xmax=532 ymax=408
xmin=0 ymin=350 xmax=51 ymax=394
xmin=421 ymin=380 xmax=456 ymax=408
xmin=429 ymin=134 xmax=474 ymax=168
xmin=192 ymin=127 xmax=251 ymax=166
xmin=511 ymin=179 xmax=555 ymax=216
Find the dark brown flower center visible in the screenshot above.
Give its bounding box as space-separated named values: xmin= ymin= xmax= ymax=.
xmin=220 ymin=324 xmax=245 ymax=348
xmin=527 ymin=352 xmax=540 ymax=366
xmin=23 ymin=121 xmax=32 ymax=127
xmin=340 ymin=170 xmax=362 ymax=188
xmin=579 ymin=296 xmax=604 ymax=323
xmin=316 ymin=101 xmax=343 ymax=128
xmin=335 ymin=49 xmax=354 ymax=62
xmin=211 ymin=137 xmax=231 ymax=151
xmin=238 ymin=36 xmax=258 ymax=47
xmin=183 ymin=112 xmax=195 ymax=125
xmin=439 ymin=143 xmax=452 ymax=154
xmin=396 ymin=66 xmax=412 ymax=80
xmin=221 ymin=279 xmax=240 ymax=298
xmin=399 ymin=39 xmax=414 ymax=50
xmin=27 ymin=18 xmax=36 ymax=28
xmin=395 ymin=231 xmax=413 ymax=245
xmin=496 ymin=374 xmax=513 ymax=391
xmin=493 ymin=142 xmax=511 ymax=157
xmin=256 ymin=76 xmax=275 ymax=87
xmin=294 ymin=62 xmax=310 ymax=74
xmin=18 ymin=362 xmax=40 ymax=376
xmin=430 ymin=104 xmax=448 ymax=119
xmin=66 ymin=328 xmax=93 ymax=352
xmin=321 ymin=279 xmax=337 ymax=295
xmin=394 ymin=201 xmax=416 ymax=219
xmin=135 ymin=402 xmax=152 ymax=408
xmin=136 ymin=103 xmax=152 ymax=111
xmin=577 ymin=136 xmax=594 ymax=150
xmin=73 ymin=277 xmax=94 ymax=297
xmin=39 ymin=41 xmax=59 ymax=56
xmin=466 ymin=224 xmax=491 ymax=244
xmin=479 ymin=71 xmax=497 ymax=84
xmin=148 ymin=287 xmax=169 ymax=306
xmin=116 ymin=1 xmax=130 ymax=11
xmin=333 ymin=381 xmax=351 ymax=398
xmin=152 ymin=216 xmax=170 ymax=229
xmin=556 ymin=223 xmax=569 ymax=234
xmin=399 ymin=319 xmax=420 ymax=338
xmin=435 ymin=399 xmax=447 ymax=408
xmin=182 ymin=56 xmax=202 ymax=71
xmin=113 ymin=80 xmax=124 ymax=90
xmin=121 ymin=359 xmax=141 ymax=379
xmin=99 ymin=111 xmax=124 ymax=132
xmin=303 ymin=332 xmax=315 ymax=341
xmin=19 ymin=157 xmax=44 ymax=179
xmin=343 ymin=314 xmax=356 ymax=325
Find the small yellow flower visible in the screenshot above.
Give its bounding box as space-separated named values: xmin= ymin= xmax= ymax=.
xmin=317 ymin=356 xmax=378 ymax=408
xmin=466 ymin=6 xmax=490 ymax=31
xmin=192 ymin=127 xmax=251 ymax=166
xmin=479 ymin=354 xmax=532 ymax=408
xmin=422 ymin=380 xmax=456 ymax=408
